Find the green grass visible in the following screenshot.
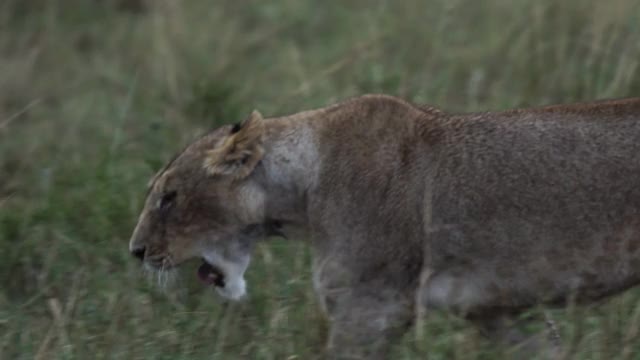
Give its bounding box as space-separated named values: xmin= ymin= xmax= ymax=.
xmin=1 ymin=0 xmax=640 ymax=358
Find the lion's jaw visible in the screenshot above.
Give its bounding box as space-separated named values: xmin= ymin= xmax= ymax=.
xmin=201 ymin=251 xmax=250 ymax=300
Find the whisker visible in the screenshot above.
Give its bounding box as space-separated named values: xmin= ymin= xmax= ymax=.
xmin=165 ymin=256 xmax=177 ymax=287
xmin=158 ymin=261 xmax=167 ymax=289
xmin=139 ymin=256 xmax=180 ymax=293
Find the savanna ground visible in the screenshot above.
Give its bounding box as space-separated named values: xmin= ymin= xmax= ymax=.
xmin=1 ymin=0 xmax=640 ymax=359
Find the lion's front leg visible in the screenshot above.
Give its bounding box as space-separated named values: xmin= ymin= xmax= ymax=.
xmin=321 ymin=289 xmax=413 ymax=360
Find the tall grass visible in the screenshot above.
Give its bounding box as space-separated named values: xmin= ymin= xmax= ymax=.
xmin=1 ymin=0 xmax=640 ymax=358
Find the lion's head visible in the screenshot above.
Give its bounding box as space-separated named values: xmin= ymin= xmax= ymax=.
xmin=129 ymin=111 xmax=268 ymax=300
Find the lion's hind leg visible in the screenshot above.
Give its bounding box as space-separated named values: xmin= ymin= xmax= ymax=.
xmin=418 ymin=269 xmax=562 ymax=358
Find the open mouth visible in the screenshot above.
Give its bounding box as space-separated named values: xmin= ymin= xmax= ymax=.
xmin=197 ymin=259 xmax=225 ymax=287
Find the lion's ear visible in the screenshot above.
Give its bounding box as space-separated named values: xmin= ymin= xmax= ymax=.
xmin=203 ymin=110 xmax=265 ymax=179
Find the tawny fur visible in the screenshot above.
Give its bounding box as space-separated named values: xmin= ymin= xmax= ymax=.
xmin=130 ymin=94 xmax=640 ymax=359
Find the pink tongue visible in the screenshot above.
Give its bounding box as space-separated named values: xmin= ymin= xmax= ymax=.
xmin=197 ymin=262 xmax=225 ymax=287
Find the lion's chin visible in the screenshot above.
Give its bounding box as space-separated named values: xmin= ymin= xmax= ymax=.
xmin=214 ymin=276 xmax=247 ymax=300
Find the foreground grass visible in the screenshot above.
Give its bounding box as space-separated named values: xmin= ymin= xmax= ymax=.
xmin=1 ymin=0 xmax=640 ymax=358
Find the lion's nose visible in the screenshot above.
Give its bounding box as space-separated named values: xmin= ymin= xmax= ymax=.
xmin=131 ymin=246 xmax=146 ymax=261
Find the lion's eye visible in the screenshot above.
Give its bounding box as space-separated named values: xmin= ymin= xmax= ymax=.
xmin=158 ymin=191 xmax=177 ymax=211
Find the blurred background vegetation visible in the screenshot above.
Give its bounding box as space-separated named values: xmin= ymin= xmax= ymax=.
xmin=1 ymin=0 xmax=640 ymax=359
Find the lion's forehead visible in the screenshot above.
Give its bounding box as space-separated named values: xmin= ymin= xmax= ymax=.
xmin=148 ymin=168 xmax=173 ymax=190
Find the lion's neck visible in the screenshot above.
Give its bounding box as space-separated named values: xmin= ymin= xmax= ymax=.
xmin=255 ymin=116 xmax=320 ymax=236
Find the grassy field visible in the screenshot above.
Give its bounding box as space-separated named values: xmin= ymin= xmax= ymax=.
xmin=1 ymin=0 xmax=640 ymax=358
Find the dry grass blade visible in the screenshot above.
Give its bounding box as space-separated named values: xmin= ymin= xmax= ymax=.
xmin=0 ymin=98 xmax=41 ymax=133
xmin=621 ymin=304 xmax=640 ymax=360
xmin=35 ymin=298 xmax=71 ymax=360
xmin=34 ymin=325 xmax=55 ymax=360
xmin=277 ymin=35 xmax=384 ymax=107
xmin=47 ymin=299 xmax=70 ymax=349
xmin=0 ymin=195 xmax=11 ymax=208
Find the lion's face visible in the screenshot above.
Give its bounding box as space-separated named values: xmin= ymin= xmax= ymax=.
xmin=129 ymin=111 xmax=266 ymax=300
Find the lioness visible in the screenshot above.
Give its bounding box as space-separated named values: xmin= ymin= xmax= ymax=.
xmin=129 ymin=94 xmax=640 ymax=359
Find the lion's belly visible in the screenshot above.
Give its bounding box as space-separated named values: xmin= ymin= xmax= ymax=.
xmin=422 ymin=219 xmax=640 ymax=314
xmin=423 ymin=260 xmax=640 ymax=315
